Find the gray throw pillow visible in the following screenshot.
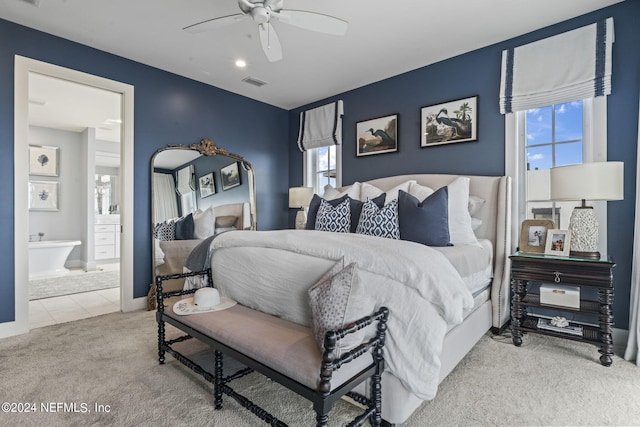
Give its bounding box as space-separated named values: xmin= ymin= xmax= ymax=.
xmin=308 ymin=262 xmax=376 ymax=356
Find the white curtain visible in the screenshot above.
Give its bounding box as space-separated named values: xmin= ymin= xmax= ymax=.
xmin=153 ymin=172 xmax=178 ymax=223
xmin=624 ymin=95 xmax=640 ymax=366
xmin=297 ymin=100 xmax=344 ymax=151
xmin=500 ymin=18 xmax=613 ymax=114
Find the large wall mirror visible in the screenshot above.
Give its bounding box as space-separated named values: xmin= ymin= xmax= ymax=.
xmin=151 ymin=138 xmax=256 ymax=294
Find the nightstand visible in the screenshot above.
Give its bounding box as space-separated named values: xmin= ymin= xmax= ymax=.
xmin=509 ymin=252 xmax=616 ymax=366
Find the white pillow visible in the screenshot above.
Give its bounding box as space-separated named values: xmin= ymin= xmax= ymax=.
xmin=322 ymin=182 xmax=361 ymax=200
xmin=408 ymin=182 xmax=435 ymax=201
xmin=193 ymin=207 xmax=215 ymax=239
xmin=360 ymin=180 xmax=415 ymax=204
xmin=446 ymin=177 xmax=479 ymax=246
xmin=468 ymin=195 xmax=486 ymax=217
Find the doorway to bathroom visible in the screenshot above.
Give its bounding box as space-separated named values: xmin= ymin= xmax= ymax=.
xmin=14 ymin=56 xmax=136 ymax=335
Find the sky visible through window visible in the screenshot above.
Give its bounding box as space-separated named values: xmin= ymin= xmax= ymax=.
xmin=526 ymin=100 xmax=583 ymax=170
xmin=316 ymin=145 xmax=336 ymax=190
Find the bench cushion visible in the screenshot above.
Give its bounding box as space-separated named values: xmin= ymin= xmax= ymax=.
xmin=165 ymin=304 xmax=373 ymax=391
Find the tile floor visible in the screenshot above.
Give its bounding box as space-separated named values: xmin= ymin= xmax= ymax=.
xmin=29 ymin=287 xmax=120 ymax=329
xmin=29 ymin=264 xmax=120 ymax=329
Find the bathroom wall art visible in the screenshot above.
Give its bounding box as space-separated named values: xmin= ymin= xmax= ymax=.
xmin=28 ymin=181 xmax=59 ymax=211
xmin=29 ymin=145 xmax=59 ymax=176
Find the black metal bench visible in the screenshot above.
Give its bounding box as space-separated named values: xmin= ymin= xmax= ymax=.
xmin=155 ymin=268 xmax=389 ymax=427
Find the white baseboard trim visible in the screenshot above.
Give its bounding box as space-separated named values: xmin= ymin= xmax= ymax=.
xmin=122 ymin=296 xmax=148 ymax=312
xmin=613 ymin=327 xmax=629 ymax=356
xmin=0 ymin=319 xmax=28 ymax=339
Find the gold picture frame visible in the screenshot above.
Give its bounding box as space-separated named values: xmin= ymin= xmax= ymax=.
xmin=519 ymin=219 xmax=555 ymax=253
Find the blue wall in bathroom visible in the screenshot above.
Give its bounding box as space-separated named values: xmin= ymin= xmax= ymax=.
xmin=0 ymin=18 xmax=289 ymax=323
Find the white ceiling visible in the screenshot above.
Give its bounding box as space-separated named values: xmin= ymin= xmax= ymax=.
xmin=2 ymin=0 xmax=623 ymax=112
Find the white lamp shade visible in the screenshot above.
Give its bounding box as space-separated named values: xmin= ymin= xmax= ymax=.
xmin=550 ymin=162 xmax=624 ymax=201
xmin=288 ymin=187 xmax=314 ymax=208
xmin=526 ymin=169 xmax=550 ymax=201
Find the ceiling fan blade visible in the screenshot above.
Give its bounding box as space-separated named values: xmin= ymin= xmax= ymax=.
xmin=183 ymin=14 xmax=245 ymax=33
xmin=258 ymin=23 xmax=283 ymax=62
xmin=278 ymin=10 xmax=348 ymax=36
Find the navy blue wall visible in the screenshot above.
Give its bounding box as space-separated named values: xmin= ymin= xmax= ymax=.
xmin=288 ymin=1 xmax=640 ymax=329
xmin=0 ymin=19 xmax=289 ymax=323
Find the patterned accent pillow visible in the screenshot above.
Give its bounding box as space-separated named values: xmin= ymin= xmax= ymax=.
xmin=308 ymin=262 xmax=375 ymax=356
xmin=315 ymin=198 xmax=351 ymax=233
xmin=355 ymin=199 xmax=400 ymax=239
xmin=155 ymin=220 xmax=176 ymax=241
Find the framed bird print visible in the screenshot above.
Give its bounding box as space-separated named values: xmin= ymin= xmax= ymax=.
xmin=356 ymin=113 xmax=398 ymax=157
xmin=420 ymin=95 xmax=478 ymax=147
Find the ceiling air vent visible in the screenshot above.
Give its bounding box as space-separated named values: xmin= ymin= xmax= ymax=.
xmin=242 ymin=76 xmax=268 ymax=88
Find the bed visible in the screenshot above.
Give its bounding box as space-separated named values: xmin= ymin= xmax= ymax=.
xmin=204 ymin=174 xmax=511 ymax=425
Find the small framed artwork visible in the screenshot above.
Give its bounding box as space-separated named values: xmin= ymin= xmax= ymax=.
xmin=220 ymin=162 xmax=241 ymax=191
xmin=519 ymin=219 xmax=555 ymax=253
xmin=29 ymin=181 xmax=59 ymax=211
xmin=198 ymin=172 xmax=216 ymax=198
xmin=29 ymin=145 xmax=59 ymax=176
xmin=420 ymin=95 xmax=478 ymax=147
xmin=545 ymin=229 xmax=572 ymax=257
xmin=356 ymin=114 xmax=398 ymax=157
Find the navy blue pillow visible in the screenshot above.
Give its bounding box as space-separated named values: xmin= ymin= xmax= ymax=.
xmin=175 ymin=213 xmax=194 ymax=240
xmin=398 ymin=189 xmax=451 ymax=246
xmin=306 ymin=193 xmax=385 ymax=233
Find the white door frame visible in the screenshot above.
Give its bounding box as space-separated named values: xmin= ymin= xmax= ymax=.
xmin=2 ymin=56 xmax=139 ymax=339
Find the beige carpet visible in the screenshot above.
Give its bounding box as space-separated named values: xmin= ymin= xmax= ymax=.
xmin=0 ymin=310 xmax=639 ymax=427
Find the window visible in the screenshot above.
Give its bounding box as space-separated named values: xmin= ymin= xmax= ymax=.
xmin=507 ymin=96 xmax=609 ymax=254
xmin=180 ymin=192 xmax=196 ymax=216
xmin=304 ymin=144 xmax=341 ymax=195
xmin=525 ymin=101 xmax=584 ymax=229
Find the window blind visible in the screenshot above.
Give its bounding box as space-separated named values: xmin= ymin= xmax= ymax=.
xmin=297 ymin=100 xmax=344 ymax=151
xmin=500 ymin=18 xmax=613 ymax=114
xmin=175 ymin=165 xmax=195 ymax=196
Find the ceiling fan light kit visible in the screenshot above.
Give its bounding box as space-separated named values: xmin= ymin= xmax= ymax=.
xmin=183 ymin=0 xmax=348 ymax=62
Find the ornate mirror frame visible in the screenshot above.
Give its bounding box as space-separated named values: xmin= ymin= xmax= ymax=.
xmin=150 ymin=138 xmax=257 ymax=298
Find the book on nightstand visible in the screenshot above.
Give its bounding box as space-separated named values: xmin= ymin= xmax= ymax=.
xmin=536 ymin=318 xmax=583 ymax=336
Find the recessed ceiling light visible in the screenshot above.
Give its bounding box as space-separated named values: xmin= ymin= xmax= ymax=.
xmin=235 ymin=59 xmax=247 ymax=68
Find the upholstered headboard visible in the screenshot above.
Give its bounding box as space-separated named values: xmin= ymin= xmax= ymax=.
xmin=341 ymin=174 xmax=512 ymax=330
xmin=213 ymin=202 xmax=250 ymax=230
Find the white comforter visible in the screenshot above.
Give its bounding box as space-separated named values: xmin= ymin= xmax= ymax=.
xmin=210 ymin=230 xmax=474 ymax=400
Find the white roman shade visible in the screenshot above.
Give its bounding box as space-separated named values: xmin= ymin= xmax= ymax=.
xmin=500 ymin=18 xmax=614 ymax=114
xmin=297 ymin=100 xmax=344 ymax=151
xmin=175 ymin=164 xmax=195 ymax=196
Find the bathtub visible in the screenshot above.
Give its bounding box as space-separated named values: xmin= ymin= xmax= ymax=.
xmin=28 ymin=240 xmax=82 ymax=279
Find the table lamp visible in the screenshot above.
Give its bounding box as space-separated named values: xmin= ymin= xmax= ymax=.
xmin=288 ymin=187 xmax=314 ymax=229
xmin=550 ymin=161 xmax=623 ymax=259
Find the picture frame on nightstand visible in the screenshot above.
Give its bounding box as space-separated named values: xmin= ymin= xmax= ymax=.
xmin=519 ymin=219 xmax=554 ymax=253
xmin=544 ymin=229 xmax=571 ymax=256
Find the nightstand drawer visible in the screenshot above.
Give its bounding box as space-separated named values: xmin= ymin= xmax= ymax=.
xmin=510 ymin=258 xmax=613 ymax=288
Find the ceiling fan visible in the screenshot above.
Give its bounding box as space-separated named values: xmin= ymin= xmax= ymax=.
xmin=183 ymin=0 xmax=348 ymax=62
